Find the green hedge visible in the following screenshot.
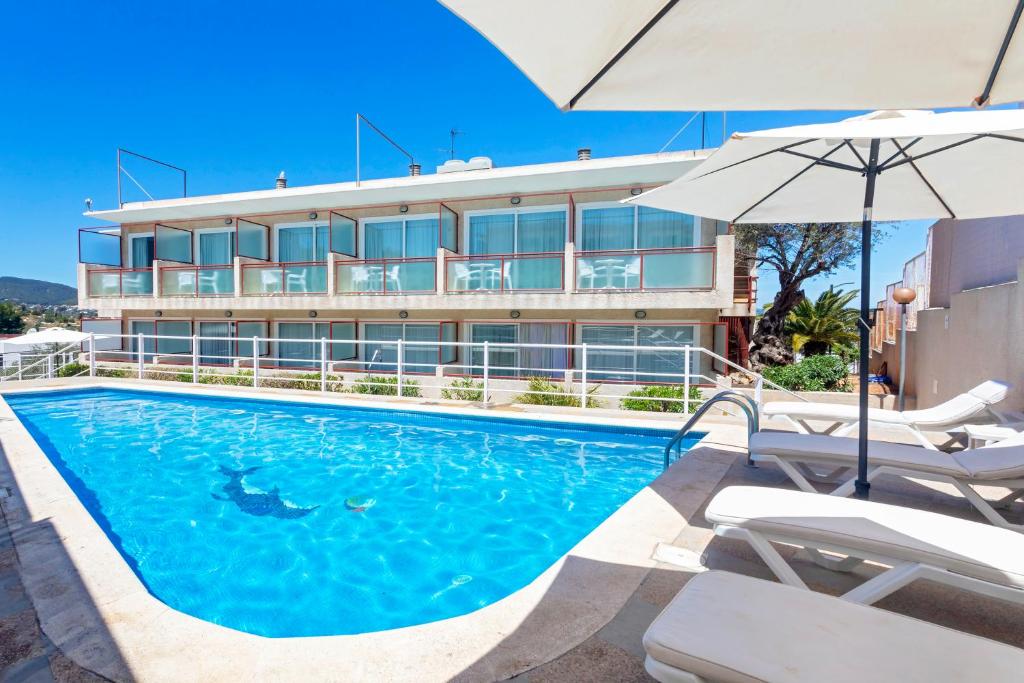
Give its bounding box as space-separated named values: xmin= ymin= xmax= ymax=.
xmin=515 ymin=376 xmax=601 ymax=408
xmin=441 ymin=377 xmax=484 ymax=401
xmin=351 ymin=375 xmax=421 ymax=397
xmin=621 ymin=385 xmax=704 ymax=413
xmin=762 ymin=354 xmax=850 ymax=392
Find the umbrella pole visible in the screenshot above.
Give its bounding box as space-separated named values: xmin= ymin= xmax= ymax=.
xmin=855 ymin=138 xmax=881 ymax=499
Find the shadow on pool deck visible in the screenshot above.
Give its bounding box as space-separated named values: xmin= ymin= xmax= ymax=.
xmin=453 ymin=437 xmax=1024 ymax=682
xmin=0 ymin=443 xmax=131 ymax=682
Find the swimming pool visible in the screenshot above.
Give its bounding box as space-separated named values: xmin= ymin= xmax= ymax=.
xmin=4 ymin=387 xmax=700 ymax=638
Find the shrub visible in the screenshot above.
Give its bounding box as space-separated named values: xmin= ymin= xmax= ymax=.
xmin=515 ymin=376 xmax=602 ymax=408
xmin=621 ymin=385 xmax=704 ymax=413
xmin=441 ymin=377 xmax=484 ymax=401
xmin=56 ymin=362 xmax=89 ymax=378
xmin=96 ymin=367 xmax=131 ymax=379
xmin=762 ymin=354 xmax=850 ymax=392
xmin=350 ymin=375 xmax=421 ymax=397
xmin=198 ymin=369 xmax=255 ymax=387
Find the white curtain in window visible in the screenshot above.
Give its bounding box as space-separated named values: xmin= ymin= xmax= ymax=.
xmin=132 ymin=236 xmax=154 ymax=267
xmin=364 ymin=221 xmax=404 ymax=259
xmin=520 ymin=323 xmax=568 ymax=378
xmin=278 ymin=322 xmax=329 ymax=367
xmin=580 ymin=207 xmax=634 ymax=251
xmin=403 ymin=324 xmax=440 ymax=373
xmin=637 ymin=325 xmax=695 ymax=382
xmin=278 ymin=227 xmax=313 ymax=262
xmin=471 ymin=324 xmax=518 ymax=377
xmin=363 ymin=323 xmax=402 ymax=371
xmin=198 ymin=322 xmax=231 ymax=365
xmin=405 ymin=219 xmax=438 ymax=258
xmin=580 ymin=325 xmax=635 ymax=381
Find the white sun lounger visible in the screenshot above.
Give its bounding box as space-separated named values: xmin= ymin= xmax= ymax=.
xmin=749 ymin=430 xmax=1024 ymax=531
xmin=762 ymin=380 xmax=1011 ymax=449
xmin=705 ymin=486 xmax=1024 ymax=606
xmin=643 ymin=570 xmax=1024 ymax=683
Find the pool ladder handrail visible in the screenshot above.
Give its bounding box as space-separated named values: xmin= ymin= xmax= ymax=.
xmin=663 ymin=390 xmax=760 ymax=470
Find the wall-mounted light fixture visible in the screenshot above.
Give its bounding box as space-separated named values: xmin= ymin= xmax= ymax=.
xmin=634 ymin=310 xmax=647 ymax=319
xmin=510 ymin=196 xmax=521 ymax=205
xmin=399 ymin=310 xmax=409 ymax=319
xmin=224 ymin=310 xmax=233 ymax=318
xmin=399 ymin=204 xmax=409 ymax=214
xmin=154 ymin=310 xmax=163 ymax=317
xmin=224 ymin=218 xmax=234 ymax=226
xmin=308 ymin=310 xmax=318 ymax=318
xmin=509 ymin=310 xmax=521 ymax=319
xmin=630 ymin=188 xmax=643 ymax=196
xmin=308 ymin=211 xmax=318 ymax=220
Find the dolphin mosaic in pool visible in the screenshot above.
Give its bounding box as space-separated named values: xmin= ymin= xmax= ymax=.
xmin=212 ymin=465 xmax=319 ymax=519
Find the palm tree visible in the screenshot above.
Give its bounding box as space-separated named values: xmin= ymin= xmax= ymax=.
xmin=785 ymin=289 xmax=859 ymax=356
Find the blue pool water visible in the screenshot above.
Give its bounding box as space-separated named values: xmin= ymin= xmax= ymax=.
xmin=4 ymin=388 xmax=701 ymax=637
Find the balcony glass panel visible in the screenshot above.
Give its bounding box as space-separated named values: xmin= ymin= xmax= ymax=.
xmin=642 ymin=251 xmax=714 ymax=289
xmin=237 ymin=220 xmax=269 ymax=260
xmin=330 ymin=213 xmax=356 ymax=257
xmin=283 ymin=264 xmax=327 ymax=293
xmin=121 ymin=270 xmax=154 ymax=295
xmin=440 ymin=205 xmax=458 ymax=252
xmin=197 ymin=268 xmax=235 ymax=295
xmin=506 ymin=257 xmax=561 ymax=289
xmin=79 ymin=229 xmax=121 ymax=266
xmin=155 ymin=225 xmax=192 ymax=263
xmin=447 ymin=258 xmax=503 ymax=291
xmin=242 ymin=266 xmax=283 ymax=294
xmin=88 ymin=271 xmax=121 ymax=297
xmin=576 ymin=255 xmax=641 ymax=290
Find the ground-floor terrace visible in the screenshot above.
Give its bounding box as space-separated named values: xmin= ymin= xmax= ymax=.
xmin=0 ymin=378 xmax=1020 ymax=681
xmin=78 ymin=311 xmax=753 ymax=406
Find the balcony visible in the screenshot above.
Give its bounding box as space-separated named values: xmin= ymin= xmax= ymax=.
xmin=336 ymin=258 xmax=436 ymax=294
xmin=160 ymin=265 xmax=235 ymax=297
xmin=445 ymin=253 xmax=564 ymax=293
xmin=575 ymin=247 xmax=716 ymax=292
xmin=86 ymin=268 xmax=154 ymax=297
xmin=241 ymin=262 xmax=328 ymax=295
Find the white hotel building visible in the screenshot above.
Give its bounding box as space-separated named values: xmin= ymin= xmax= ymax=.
xmin=78 ymin=150 xmax=756 ymax=391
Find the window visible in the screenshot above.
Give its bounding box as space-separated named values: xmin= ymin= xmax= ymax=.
xmin=195 ymin=229 xmax=236 ymax=265
xmin=578 ymin=204 xmax=698 ymax=251
xmin=470 ymin=322 xmax=568 ymax=378
xmin=580 ymin=324 xmax=696 ymax=382
xmin=276 ymin=322 xmax=355 ymax=367
xmin=276 ymin=224 xmax=330 ymax=263
xmin=130 ymin=320 xmax=192 ymax=362
xmin=198 ymin=321 xmax=270 ymax=365
xmin=129 ymin=234 xmax=154 ymax=267
xmin=467 ymin=207 xmax=566 ymax=255
xmin=362 ymin=323 xmax=450 ymax=374
xmin=362 ymin=216 xmax=439 ymax=259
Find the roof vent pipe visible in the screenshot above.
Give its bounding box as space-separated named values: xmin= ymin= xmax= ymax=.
xmin=276 ymin=171 xmax=287 ymax=189
xmin=577 ymin=148 xmax=591 ymax=161
xmin=409 ymin=163 xmax=421 ymax=176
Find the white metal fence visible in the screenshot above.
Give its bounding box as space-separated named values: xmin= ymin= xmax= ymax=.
xmin=41 ymin=332 xmax=806 ymax=413
xmin=0 ymin=344 xmax=86 ymax=383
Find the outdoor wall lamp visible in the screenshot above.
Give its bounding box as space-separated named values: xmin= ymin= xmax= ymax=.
xmin=308 ymin=212 xmax=318 ymax=220
xmin=224 ymin=311 xmax=233 ymax=318
xmin=893 ymin=287 xmax=917 ymax=412
xmin=399 ymin=310 xmax=409 ymax=319
xmin=399 ymin=205 xmax=409 ymax=213
xmin=224 ymin=218 xmax=233 ymax=226
xmin=308 ymin=310 xmax=318 ymax=318
xmin=630 ymin=188 xmax=643 ymax=196
xmin=634 ymin=310 xmax=647 ymax=319
xmin=154 ymin=310 xmax=163 ymax=317
xmin=510 ymin=196 xmax=521 ymax=205
xmin=510 ymin=310 xmax=521 ymax=319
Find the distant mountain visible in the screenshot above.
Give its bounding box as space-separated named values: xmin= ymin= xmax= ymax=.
xmin=0 ymin=277 xmax=77 ymax=306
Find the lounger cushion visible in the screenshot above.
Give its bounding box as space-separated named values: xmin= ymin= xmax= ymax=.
xmin=761 ymin=401 xmax=906 ymax=425
xmin=643 ymin=571 xmax=1024 ymax=683
xmin=954 ymin=444 xmax=1024 ymax=479
xmin=967 ymin=380 xmax=1011 ymax=404
xmin=706 ymin=487 xmax=1024 ymax=590
xmin=749 ymin=432 xmax=969 ymax=477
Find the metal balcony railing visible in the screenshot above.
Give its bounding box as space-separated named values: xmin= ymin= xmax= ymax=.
xmin=86 ymin=268 xmax=154 ymax=297
xmin=445 ymin=253 xmax=564 ymax=293
xmin=335 ymin=258 xmax=436 ymax=294
xmin=575 ymin=247 xmax=715 ymax=291
xmin=241 ymin=262 xmax=328 ymax=295
xmin=160 ymin=265 xmax=234 ymax=297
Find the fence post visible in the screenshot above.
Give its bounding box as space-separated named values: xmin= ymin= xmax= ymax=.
xmin=684 ymin=346 xmax=691 ymax=413
xmin=396 ymin=339 xmax=404 ymax=398
xmin=482 ymin=341 xmax=490 ymax=405
xmin=320 ymin=338 xmax=328 ymax=393
xmin=192 ymin=334 xmax=199 ymax=383
xmin=17 ymin=357 xmax=22 ymax=381
xmin=88 ymin=333 xmax=96 ymax=377
xmin=580 ymin=343 xmax=588 ymax=408
xmin=754 ymin=376 xmax=763 ymax=406
xmin=252 ymin=336 xmax=260 ymax=388
xmin=47 ymin=354 xmax=54 ymax=380
xmin=137 ymin=333 xmax=144 ymax=379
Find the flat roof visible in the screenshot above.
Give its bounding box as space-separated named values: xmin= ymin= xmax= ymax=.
xmin=85 ymin=150 xmax=709 ymax=224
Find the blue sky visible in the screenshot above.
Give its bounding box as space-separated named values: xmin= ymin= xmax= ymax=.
xmin=0 ymin=0 xmax=934 ymax=302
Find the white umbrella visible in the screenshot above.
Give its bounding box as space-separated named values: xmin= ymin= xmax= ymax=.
xmin=440 ymin=1 xmax=1024 ymax=111
xmin=3 ymin=328 xmax=98 ymax=347
xmin=631 ymin=108 xmax=1024 ymax=497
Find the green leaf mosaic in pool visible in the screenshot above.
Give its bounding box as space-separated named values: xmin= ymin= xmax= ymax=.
xmin=4 ymin=388 xmax=703 ymax=637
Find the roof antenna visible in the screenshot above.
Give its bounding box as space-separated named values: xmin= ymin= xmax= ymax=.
xmin=448 ymin=128 xmax=463 ymax=160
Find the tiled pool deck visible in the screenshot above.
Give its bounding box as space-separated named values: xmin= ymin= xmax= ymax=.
xmin=1 ymin=379 xmax=1021 ymax=681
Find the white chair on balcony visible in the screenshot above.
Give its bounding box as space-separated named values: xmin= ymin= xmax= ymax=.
xmin=197 ymin=269 xmax=222 ymax=295
xmin=258 ymin=268 xmax=283 ymax=294
xmin=576 ymin=260 xmax=597 ymax=289
xmin=450 ymin=262 xmax=473 ymax=290
xmin=386 ymin=265 xmax=402 ymax=293
xmin=173 ymin=271 xmax=195 ymax=296
xmin=346 ymin=266 xmax=373 ymax=293
xmin=285 ymin=268 xmax=308 ymax=293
